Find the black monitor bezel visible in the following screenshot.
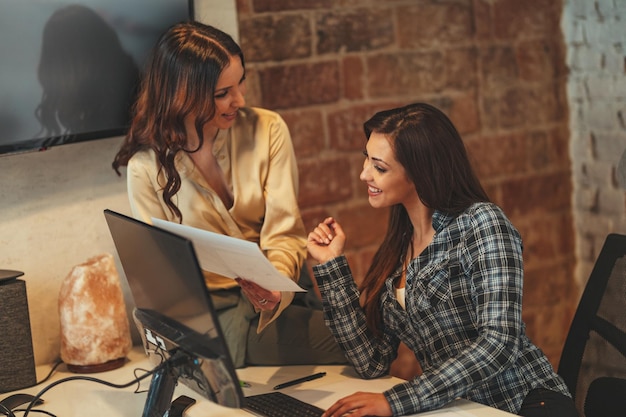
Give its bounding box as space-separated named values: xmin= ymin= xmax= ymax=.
xmin=103 ymin=209 xmax=245 ymax=414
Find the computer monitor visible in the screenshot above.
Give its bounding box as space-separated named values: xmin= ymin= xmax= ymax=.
xmin=103 ymin=209 xmax=245 ymax=416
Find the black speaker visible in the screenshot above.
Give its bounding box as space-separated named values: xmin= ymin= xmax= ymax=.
xmin=0 ymin=271 xmax=37 ymax=393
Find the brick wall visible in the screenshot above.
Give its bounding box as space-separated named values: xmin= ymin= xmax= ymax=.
xmin=563 ymin=0 xmax=626 ymax=286
xmin=236 ymin=0 xmax=574 ymax=367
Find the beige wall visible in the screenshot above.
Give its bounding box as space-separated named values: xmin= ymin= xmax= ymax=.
xmin=1 ymin=137 xmax=130 ymax=364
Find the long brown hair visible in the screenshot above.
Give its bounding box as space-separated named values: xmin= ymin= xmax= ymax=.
xmin=112 ymin=21 xmax=244 ymax=220
xmin=360 ymin=103 xmax=490 ymax=336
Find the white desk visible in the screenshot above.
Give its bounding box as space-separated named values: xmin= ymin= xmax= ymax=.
xmin=1 ymin=347 xmax=515 ymax=416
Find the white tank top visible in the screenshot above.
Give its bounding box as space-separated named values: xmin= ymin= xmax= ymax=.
xmin=395 ymin=287 xmax=406 ymax=310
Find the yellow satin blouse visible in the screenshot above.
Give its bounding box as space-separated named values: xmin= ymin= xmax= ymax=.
xmin=125 ymin=107 xmax=306 ymax=331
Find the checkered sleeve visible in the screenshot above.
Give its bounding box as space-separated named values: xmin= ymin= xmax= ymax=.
xmin=384 ymin=205 xmax=525 ymax=414
xmin=313 ymin=256 xmax=397 ymax=378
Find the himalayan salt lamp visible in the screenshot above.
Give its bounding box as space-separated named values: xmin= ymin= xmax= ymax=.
xmin=58 ymin=253 xmax=132 ymax=373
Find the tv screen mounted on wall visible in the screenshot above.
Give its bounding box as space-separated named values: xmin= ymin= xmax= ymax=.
xmin=0 ymin=0 xmax=193 ymax=156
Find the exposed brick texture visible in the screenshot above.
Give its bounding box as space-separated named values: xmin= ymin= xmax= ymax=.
xmin=240 ymin=15 xmax=311 ymax=62
xmin=259 ymin=61 xmax=341 ymax=108
xmin=237 ymin=0 xmax=576 ymax=370
xmin=563 ymin=0 xmax=626 ymax=283
xmin=316 ymin=9 xmax=395 ymax=54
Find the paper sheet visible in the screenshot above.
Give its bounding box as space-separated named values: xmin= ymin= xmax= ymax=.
xmin=151 ymin=218 xmax=305 ymax=292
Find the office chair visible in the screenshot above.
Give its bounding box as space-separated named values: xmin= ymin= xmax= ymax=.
xmin=557 ymin=233 xmax=626 ymax=417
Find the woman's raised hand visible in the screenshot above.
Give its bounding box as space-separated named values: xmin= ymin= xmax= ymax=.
xmin=307 ymin=217 xmax=346 ymax=264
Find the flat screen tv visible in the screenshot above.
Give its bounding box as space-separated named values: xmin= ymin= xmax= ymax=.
xmin=0 ymin=0 xmax=193 ymax=156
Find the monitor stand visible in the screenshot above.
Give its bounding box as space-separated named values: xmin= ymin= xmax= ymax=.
xmin=142 ymin=350 xmax=196 ymax=417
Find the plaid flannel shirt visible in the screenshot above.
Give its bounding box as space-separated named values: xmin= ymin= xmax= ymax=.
xmin=313 ymin=202 xmax=570 ymax=415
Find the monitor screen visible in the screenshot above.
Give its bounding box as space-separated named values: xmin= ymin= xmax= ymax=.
xmin=103 ymin=209 xmax=245 ymax=414
xmin=0 ymin=0 xmax=192 ymax=156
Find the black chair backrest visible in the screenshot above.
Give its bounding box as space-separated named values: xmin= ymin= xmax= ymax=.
xmin=557 ymin=233 xmax=626 ymax=416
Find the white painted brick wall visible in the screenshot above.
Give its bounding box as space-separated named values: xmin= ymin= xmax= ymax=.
xmin=563 ymin=0 xmax=626 ymax=285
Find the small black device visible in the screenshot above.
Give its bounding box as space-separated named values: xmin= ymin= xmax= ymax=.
xmin=0 ymin=270 xmax=24 ymax=283
xmin=0 ymin=393 xmax=43 ymax=413
xmin=167 ymin=395 xmax=196 ymax=417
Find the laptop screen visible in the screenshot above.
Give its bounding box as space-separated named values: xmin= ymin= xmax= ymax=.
xmin=103 ymin=209 xmax=245 ymax=410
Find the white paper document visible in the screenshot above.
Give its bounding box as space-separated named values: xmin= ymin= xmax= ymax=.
xmin=151 ymin=218 xmax=305 ymax=292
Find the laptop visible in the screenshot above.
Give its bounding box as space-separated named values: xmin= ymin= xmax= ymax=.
xmin=103 ymin=209 xmax=324 ymax=417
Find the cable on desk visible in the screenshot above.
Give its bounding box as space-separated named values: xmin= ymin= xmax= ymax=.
xmin=0 ymin=402 xmax=15 ymax=417
xmin=20 ymin=360 xmax=170 ymax=417
xmin=13 ymin=408 xmax=57 ymax=417
xmin=131 ymin=368 xmax=154 ymax=394
xmin=36 ymin=359 xmax=64 ymax=387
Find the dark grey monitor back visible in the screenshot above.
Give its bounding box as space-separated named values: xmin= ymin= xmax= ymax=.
xmin=103 ymin=209 xmax=244 ymax=409
xmin=105 ymin=209 xmax=211 ymax=335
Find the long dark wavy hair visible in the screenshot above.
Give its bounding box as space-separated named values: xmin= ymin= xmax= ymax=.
xmin=360 ymin=103 xmax=490 ymax=336
xmin=112 ymin=21 xmax=244 ymax=220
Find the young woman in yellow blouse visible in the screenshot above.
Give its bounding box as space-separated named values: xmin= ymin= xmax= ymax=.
xmin=113 ymin=21 xmax=345 ymax=368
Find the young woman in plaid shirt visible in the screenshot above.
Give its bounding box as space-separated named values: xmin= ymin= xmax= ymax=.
xmin=308 ymin=103 xmax=577 ymax=417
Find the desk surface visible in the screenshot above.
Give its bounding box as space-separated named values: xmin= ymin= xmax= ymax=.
xmin=1 ymin=348 xmax=515 ymax=416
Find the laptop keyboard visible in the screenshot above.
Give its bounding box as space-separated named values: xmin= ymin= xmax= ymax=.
xmin=244 ymin=392 xmax=324 ymax=417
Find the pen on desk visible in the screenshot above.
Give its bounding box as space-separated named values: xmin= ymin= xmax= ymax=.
xmin=273 ymin=371 xmax=326 ymax=390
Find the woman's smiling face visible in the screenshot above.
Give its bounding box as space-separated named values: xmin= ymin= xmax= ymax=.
xmin=359 ymin=132 xmax=419 ymax=209
xmin=209 ymin=54 xmax=246 ymax=130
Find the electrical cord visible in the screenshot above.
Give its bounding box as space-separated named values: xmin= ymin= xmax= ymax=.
xmin=0 ymin=359 xmax=64 ymax=417
xmin=13 ymin=409 xmax=57 ymax=417
xmin=131 ymin=367 xmax=154 ymax=394
xmin=36 ymin=359 xmax=64 ymax=387
xmin=0 ymin=403 xmax=57 ymax=417
xmin=20 ymin=360 xmax=169 ymax=417
xmin=5 ymin=345 xmax=179 ymax=416
xmin=0 ymin=403 xmax=14 ymax=417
